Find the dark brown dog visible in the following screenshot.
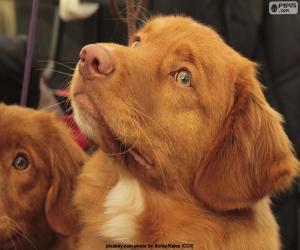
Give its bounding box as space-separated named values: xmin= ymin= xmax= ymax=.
xmin=71 ymin=16 xmax=299 ymax=249
xmin=0 ymin=104 xmax=88 ymax=250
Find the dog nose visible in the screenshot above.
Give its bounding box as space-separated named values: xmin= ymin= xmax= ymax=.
xmin=78 ymin=44 xmax=114 ymax=80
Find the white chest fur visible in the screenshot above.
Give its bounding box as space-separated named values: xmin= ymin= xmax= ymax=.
xmin=100 ymin=175 xmax=144 ymax=242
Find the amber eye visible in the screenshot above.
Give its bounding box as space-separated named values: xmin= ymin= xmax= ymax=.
xmin=174 ymin=70 xmax=192 ymax=87
xmin=12 ymin=154 xmax=29 ymax=170
xmin=131 ymin=40 xmax=140 ymax=48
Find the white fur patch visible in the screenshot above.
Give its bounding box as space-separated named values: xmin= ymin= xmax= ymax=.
xmin=101 ymin=175 xmax=144 ymax=241
xmin=72 ymin=103 xmax=98 ymax=140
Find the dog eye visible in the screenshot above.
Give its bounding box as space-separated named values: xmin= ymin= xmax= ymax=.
xmin=12 ymin=154 xmax=29 ymax=170
xmin=131 ymin=40 xmax=140 ymax=48
xmin=174 ymin=70 xmax=192 ymax=87
xmin=131 ymin=41 xmax=140 ymax=48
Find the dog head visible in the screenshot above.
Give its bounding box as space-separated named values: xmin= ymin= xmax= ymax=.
xmin=71 ymin=16 xmax=298 ymax=211
xmin=0 ymin=104 xmax=87 ymax=249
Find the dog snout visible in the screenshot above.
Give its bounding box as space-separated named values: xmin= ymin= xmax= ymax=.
xmin=79 ymin=44 xmax=115 ymax=80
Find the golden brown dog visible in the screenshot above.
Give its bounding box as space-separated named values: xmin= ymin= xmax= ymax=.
xmin=71 ymin=16 xmax=299 ymax=249
xmin=0 ymin=104 xmax=88 ymax=250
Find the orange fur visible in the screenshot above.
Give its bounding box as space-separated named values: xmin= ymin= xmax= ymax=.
xmin=71 ymin=16 xmax=299 ymax=249
xmin=0 ymin=104 xmax=88 ymax=250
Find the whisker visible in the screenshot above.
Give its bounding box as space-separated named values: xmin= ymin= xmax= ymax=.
xmin=63 ymin=98 xmax=72 ymax=112
xmin=59 ymin=61 xmax=78 ymax=65
xmin=40 ymin=99 xmax=66 ymax=111
xmin=36 ymin=68 xmax=73 ymax=77
xmin=125 ymin=99 xmax=175 ymax=154
xmin=1 ymin=217 xmax=38 ymax=250
xmin=38 ymin=60 xmax=75 ymax=71
xmin=100 ymin=112 xmax=142 ymax=198
xmin=65 ymin=97 xmax=73 ymax=114
xmin=138 ymin=125 xmax=168 ymax=193
xmin=177 ymin=182 xmax=197 ymax=206
xmin=65 ymin=105 xmax=73 ymax=114
xmin=107 ymin=0 xmax=150 ymax=28
xmin=135 ymin=16 xmax=146 ymax=25
xmin=135 ymin=6 xmax=151 ymax=25
xmin=66 ymin=80 xmax=72 ymax=88
xmin=136 ymin=5 xmax=152 ymax=20
xmin=104 ymin=118 xmax=141 ymax=157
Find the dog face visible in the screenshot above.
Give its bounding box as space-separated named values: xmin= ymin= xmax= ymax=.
xmin=71 ymin=16 xmax=298 ymax=211
xmin=0 ymin=104 xmax=87 ymax=249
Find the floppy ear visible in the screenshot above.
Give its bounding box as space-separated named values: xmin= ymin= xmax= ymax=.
xmin=45 ymin=125 xmax=88 ymax=236
xmin=194 ymin=61 xmax=299 ymax=211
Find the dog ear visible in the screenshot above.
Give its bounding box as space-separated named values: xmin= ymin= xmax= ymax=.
xmin=193 ymin=61 xmax=299 ymax=211
xmin=45 ymin=125 xmax=88 ymax=236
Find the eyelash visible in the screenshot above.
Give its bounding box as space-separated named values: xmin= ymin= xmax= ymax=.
xmin=133 ymin=36 xmax=141 ymax=42
xmin=170 ymin=67 xmax=191 ymax=76
xmin=131 ymin=36 xmax=141 ymax=46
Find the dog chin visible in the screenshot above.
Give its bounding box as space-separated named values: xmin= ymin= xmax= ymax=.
xmin=72 ymin=102 xmax=101 ymax=143
xmin=72 ymin=100 xmax=154 ymax=171
xmin=72 ymin=101 xmax=121 ymax=155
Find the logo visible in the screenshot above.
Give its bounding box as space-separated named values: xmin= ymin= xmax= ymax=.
xmin=269 ymin=1 xmax=298 ymax=15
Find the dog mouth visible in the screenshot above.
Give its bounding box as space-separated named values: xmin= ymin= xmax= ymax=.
xmin=73 ymin=92 xmax=154 ymax=170
xmin=126 ymin=146 xmax=154 ymax=169
xmin=95 ymin=114 xmax=155 ymax=170
xmin=113 ymin=138 xmax=154 ymax=170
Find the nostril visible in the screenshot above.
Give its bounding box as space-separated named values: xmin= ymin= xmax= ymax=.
xmin=91 ymin=58 xmax=101 ymax=73
xmin=78 ymin=44 xmax=114 ymax=79
xmin=79 ymin=49 xmax=87 ymax=63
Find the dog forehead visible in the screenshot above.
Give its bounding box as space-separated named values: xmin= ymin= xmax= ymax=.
xmin=141 ymin=16 xmax=209 ymax=38
xmin=0 ymin=107 xmax=31 ymax=131
xmin=138 ymin=16 xmax=223 ymax=57
xmin=0 ymin=126 xmax=34 ymax=153
xmin=0 ymin=107 xmax=51 ymax=147
xmin=144 ymin=16 xmax=195 ymax=31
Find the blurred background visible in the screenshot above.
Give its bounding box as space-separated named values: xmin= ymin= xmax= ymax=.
xmin=0 ymin=0 xmax=299 ymax=249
